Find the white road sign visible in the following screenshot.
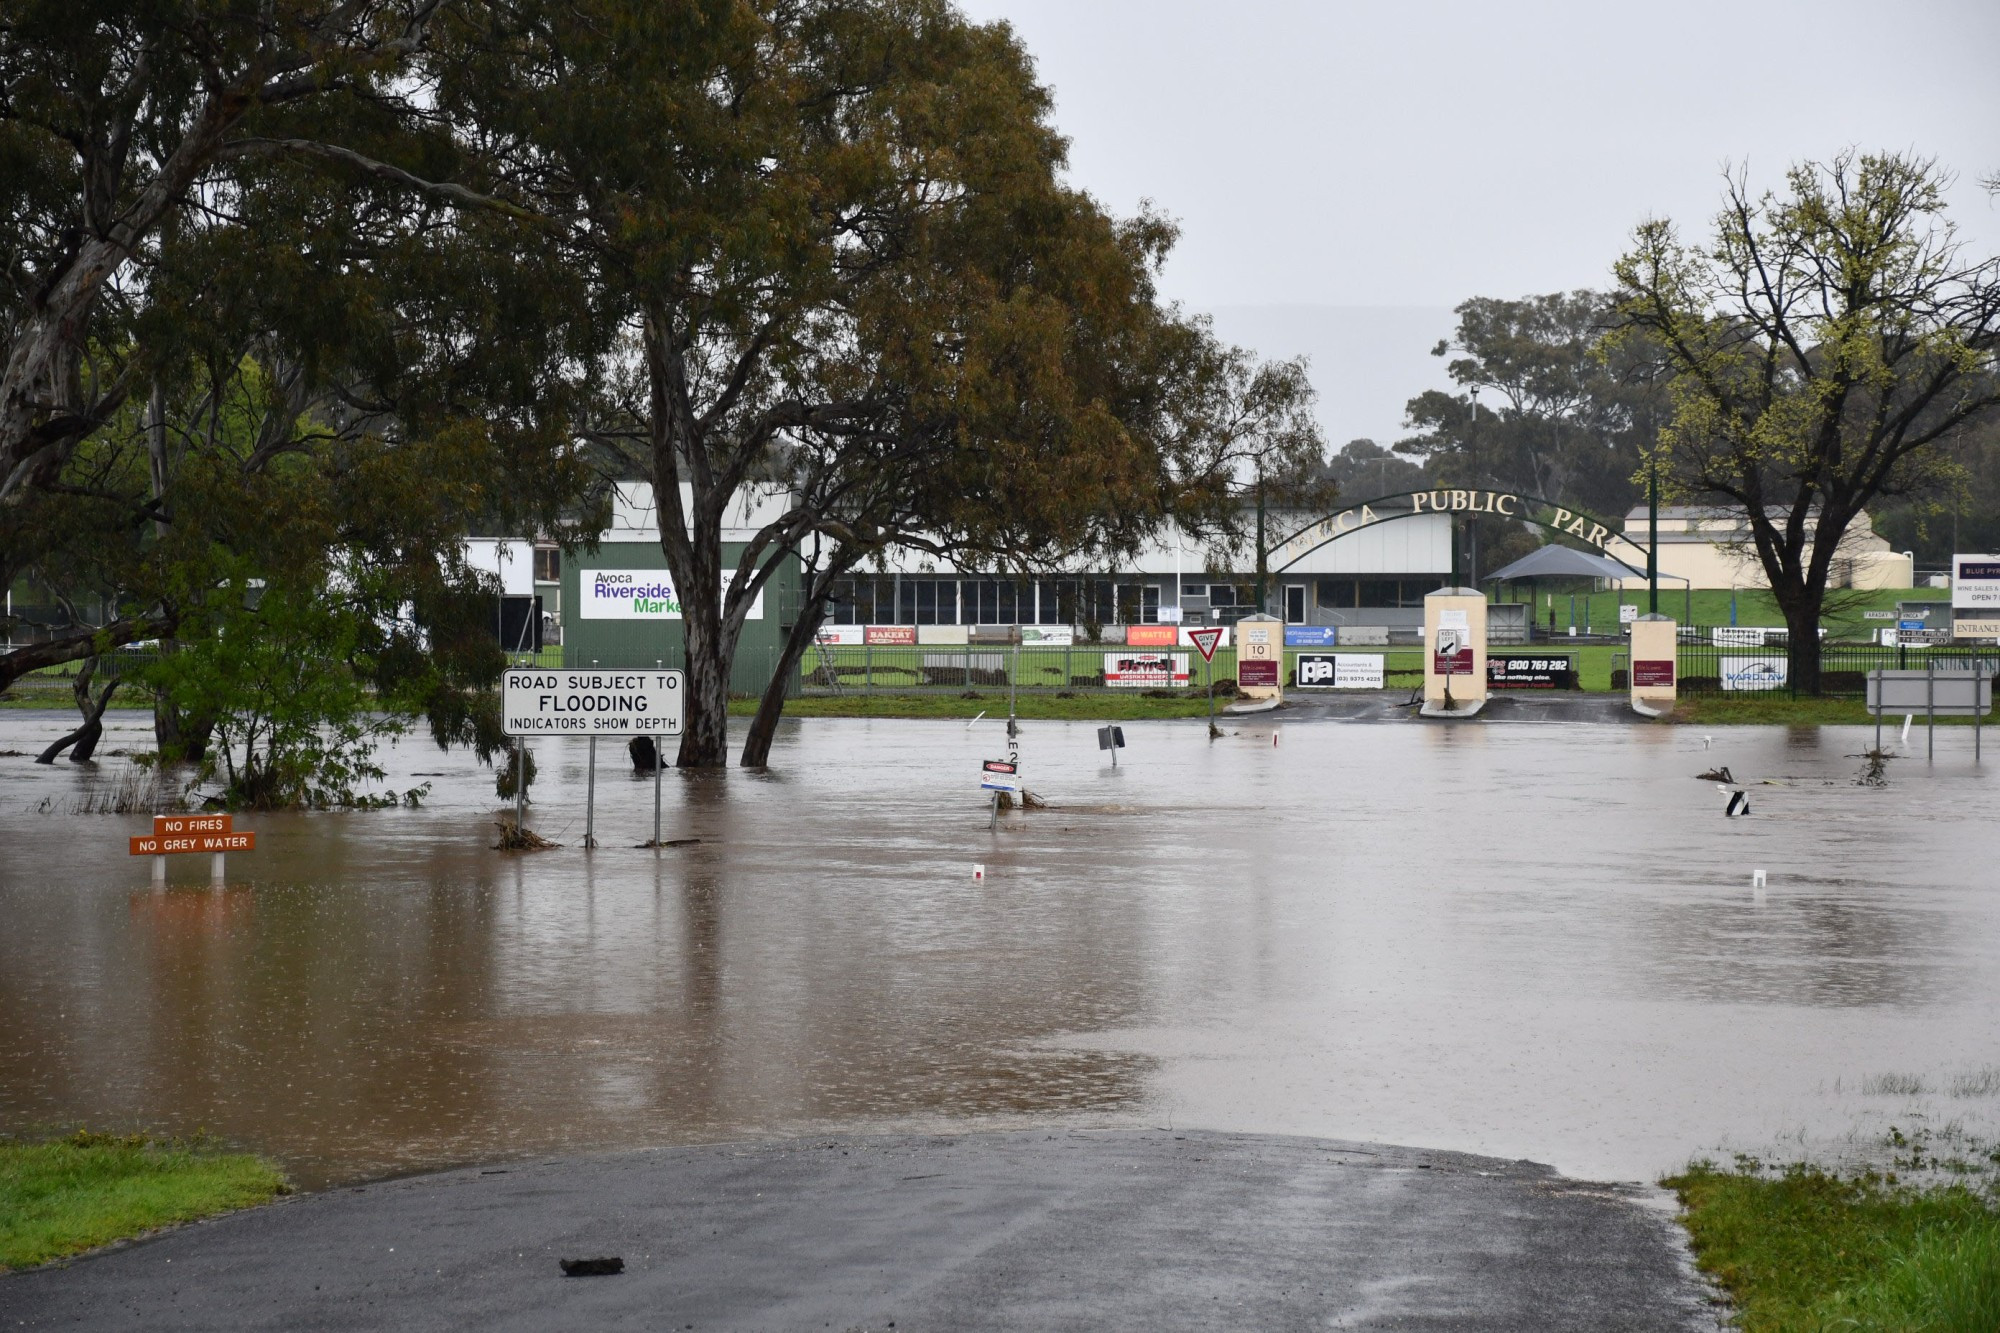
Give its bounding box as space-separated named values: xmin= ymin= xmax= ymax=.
xmin=502 ymin=669 xmax=684 ymax=736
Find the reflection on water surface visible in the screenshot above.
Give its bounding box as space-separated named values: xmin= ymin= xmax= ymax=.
xmin=1 ymin=711 xmax=1996 ymax=1187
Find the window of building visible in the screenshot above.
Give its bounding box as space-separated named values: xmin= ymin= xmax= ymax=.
xmin=533 ymin=547 xmax=560 ymax=582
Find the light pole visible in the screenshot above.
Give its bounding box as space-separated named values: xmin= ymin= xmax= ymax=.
xmin=1467 ymin=386 xmax=1481 ymax=589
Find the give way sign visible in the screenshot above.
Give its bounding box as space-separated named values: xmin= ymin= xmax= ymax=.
xmin=1186 ymin=627 xmax=1224 ymax=662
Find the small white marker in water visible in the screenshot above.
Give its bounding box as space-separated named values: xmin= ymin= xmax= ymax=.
xmin=973 ymin=864 xmax=985 ymax=881
xmin=1702 ymin=735 xmax=1714 ymax=750
xmin=1752 ymin=869 xmax=1767 ymax=888
xmin=1901 ymin=714 xmax=1914 ymax=745
xmin=1273 ymin=728 xmax=1281 ymax=747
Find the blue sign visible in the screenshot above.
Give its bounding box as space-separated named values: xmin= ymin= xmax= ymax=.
xmin=1285 ymin=626 xmax=1339 ymax=647
xmin=1898 ymin=619 xmax=1926 ymax=631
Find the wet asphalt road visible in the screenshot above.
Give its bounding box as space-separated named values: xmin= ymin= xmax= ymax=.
xmin=0 ymin=1130 xmax=1719 ymax=1332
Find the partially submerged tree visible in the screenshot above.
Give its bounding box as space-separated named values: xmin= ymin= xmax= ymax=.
xmin=449 ymin=0 xmax=1297 ymax=766
xmin=1614 ymin=152 xmax=2000 ymax=691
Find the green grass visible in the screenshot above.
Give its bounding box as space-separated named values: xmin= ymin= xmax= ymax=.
xmin=0 ymin=1130 xmax=288 ymax=1270
xmin=1527 ymin=585 xmax=1948 ymax=638
xmin=731 ymin=691 xmax=1218 ymax=720
xmin=1668 ymin=1163 xmax=2000 ymax=1332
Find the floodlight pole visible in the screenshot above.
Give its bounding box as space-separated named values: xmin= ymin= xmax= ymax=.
xmin=1648 ymin=464 xmax=1660 ymax=616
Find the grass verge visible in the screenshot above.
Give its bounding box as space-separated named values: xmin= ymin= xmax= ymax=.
xmin=1668 ymin=1163 xmax=2000 ymax=1331
xmin=0 ymin=1130 xmax=288 ymax=1270
xmin=730 ymin=692 xmax=1218 ymax=720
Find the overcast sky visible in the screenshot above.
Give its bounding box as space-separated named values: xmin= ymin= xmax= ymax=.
xmin=954 ymin=0 xmax=2000 ymax=445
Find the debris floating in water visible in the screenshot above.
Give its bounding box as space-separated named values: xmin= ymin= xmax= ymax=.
xmin=560 ymin=1257 xmax=623 ymax=1277
xmin=1696 ymin=765 xmax=1735 ymax=783
xmin=493 ymin=820 xmax=560 ymax=852
xmin=637 ymin=837 xmax=701 ymax=849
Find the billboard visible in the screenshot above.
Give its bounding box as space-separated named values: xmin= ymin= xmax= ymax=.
xmin=1104 ymin=653 xmax=1190 ymax=687
xmin=1296 ymin=653 xmax=1384 ymax=689
xmin=1487 ymin=655 xmax=1578 ymax=690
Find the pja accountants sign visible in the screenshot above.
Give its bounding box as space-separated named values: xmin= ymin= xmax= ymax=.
xmin=1269 ymin=489 xmax=1646 ymax=572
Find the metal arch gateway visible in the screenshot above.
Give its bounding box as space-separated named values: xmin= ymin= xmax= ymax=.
xmin=1266 ymin=487 xmax=1651 ymax=575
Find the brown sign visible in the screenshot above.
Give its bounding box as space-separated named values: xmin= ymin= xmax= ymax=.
xmin=154 ymin=814 xmax=231 ymax=836
xmin=863 ymin=625 xmax=916 ymax=645
xmin=1632 ymin=660 xmax=1676 ymax=688
xmin=1432 ymin=648 xmax=1474 ymax=676
xmin=131 ymin=831 xmax=255 ymax=856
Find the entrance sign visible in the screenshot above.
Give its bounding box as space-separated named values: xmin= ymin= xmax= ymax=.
xmin=1632 ymin=660 xmax=1675 ymax=688
xmin=1268 ymin=488 xmax=1649 ymax=574
xmin=502 ymin=669 xmax=683 ymax=735
xmin=1238 ymin=659 xmax=1280 ymax=688
xmin=1185 ymin=627 xmax=1224 ymax=663
xmin=1104 ymin=653 xmax=1189 ymax=687
xmin=1297 ymin=653 xmax=1384 ymax=689
xmin=1487 ymin=655 xmax=1577 ymax=690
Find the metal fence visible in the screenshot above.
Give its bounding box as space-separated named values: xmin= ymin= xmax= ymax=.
xmin=1675 ymin=639 xmax=1999 ymax=699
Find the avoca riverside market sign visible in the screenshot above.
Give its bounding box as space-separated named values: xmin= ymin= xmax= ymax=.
xmin=503 ymin=668 xmax=685 ymax=735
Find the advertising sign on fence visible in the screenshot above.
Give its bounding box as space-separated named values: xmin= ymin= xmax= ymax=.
xmin=502 ymin=668 xmax=684 ymax=735
xmin=1285 ymin=626 xmax=1339 ymax=647
xmin=864 ymin=625 xmax=916 ymax=645
xmin=1296 ymin=653 xmax=1384 ymax=689
xmin=1104 ymin=653 xmax=1189 ymax=688
xmin=1487 ymin=655 xmax=1577 ymax=690
xmin=1021 ymin=625 xmax=1075 ymax=646
xmin=1719 ymin=656 xmax=1788 ymax=691
xmin=815 ymin=625 xmax=864 ymax=645
xmin=1712 ymin=627 xmax=1772 ymax=647
xmin=579 ymin=571 xmax=763 ymax=620
xmin=1125 ymin=624 xmax=1180 ymax=647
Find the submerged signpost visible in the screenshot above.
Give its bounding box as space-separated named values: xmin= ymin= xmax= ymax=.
xmin=501 ymin=667 xmax=684 ymax=846
xmin=131 ymin=813 xmax=255 ymax=884
xmin=1187 ymin=626 xmax=1225 ymax=739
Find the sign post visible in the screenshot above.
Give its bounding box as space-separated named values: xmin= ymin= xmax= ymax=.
xmin=1188 ymin=627 xmax=1224 ymax=739
xmin=501 ymin=666 xmax=684 ymax=846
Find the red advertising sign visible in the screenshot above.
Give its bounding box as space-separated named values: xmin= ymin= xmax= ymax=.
xmin=1186 ymin=626 xmax=1224 ymax=662
xmin=1633 ymin=659 xmax=1676 ymax=688
xmin=1124 ymin=624 xmax=1180 ymax=647
xmin=1238 ymin=659 xmax=1280 ymax=688
xmin=863 ymin=625 xmax=916 ymax=645
xmin=131 ymin=832 xmax=255 ymax=856
xmin=1432 ymin=648 xmax=1474 ymax=676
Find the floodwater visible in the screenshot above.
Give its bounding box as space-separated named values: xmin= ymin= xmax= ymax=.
xmin=2 ymin=707 xmax=1997 ymax=1190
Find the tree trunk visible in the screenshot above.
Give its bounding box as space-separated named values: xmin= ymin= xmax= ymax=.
xmin=36 ymin=659 xmax=119 ymax=764
xmin=740 ymin=585 xmax=834 ymax=768
xmin=1778 ymin=585 xmax=1825 ymax=696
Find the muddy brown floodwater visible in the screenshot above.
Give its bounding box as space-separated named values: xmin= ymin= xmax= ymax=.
xmin=2 ymin=708 xmax=1997 ymax=1190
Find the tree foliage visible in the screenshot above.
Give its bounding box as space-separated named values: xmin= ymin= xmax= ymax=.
xmin=1613 ymin=152 xmax=2000 ymax=690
